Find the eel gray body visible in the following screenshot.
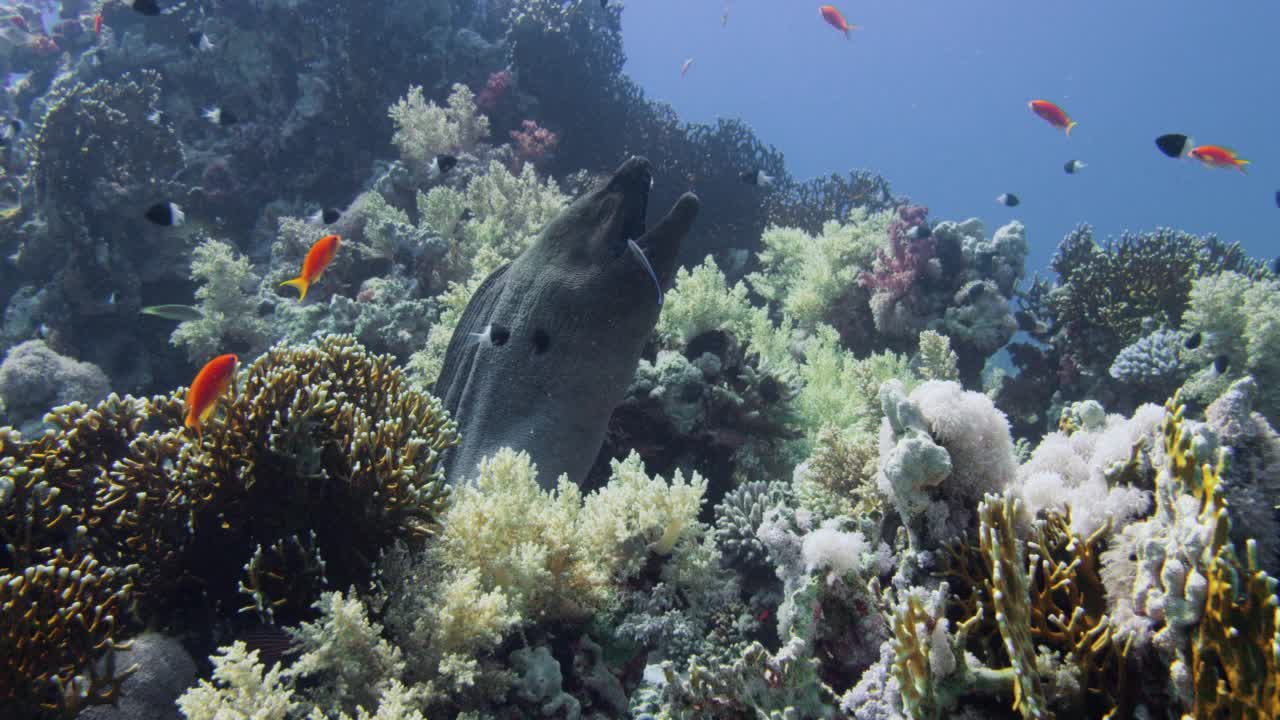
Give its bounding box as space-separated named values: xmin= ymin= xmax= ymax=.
xmin=435 ymin=156 xmax=700 ymax=488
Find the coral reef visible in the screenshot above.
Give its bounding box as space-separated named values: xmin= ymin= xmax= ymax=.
xmin=0 ymin=1 xmax=1275 ymax=717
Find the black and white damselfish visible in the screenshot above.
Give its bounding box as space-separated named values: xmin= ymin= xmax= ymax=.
xmin=203 ymin=106 xmax=238 ymax=126
xmin=997 ymin=193 xmax=1020 ymax=207
xmin=1155 ymin=133 xmax=1193 ymax=159
xmin=144 ymin=201 xmax=185 ymax=227
xmin=0 ymin=118 xmax=23 ymax=147
xmin=739 ymin=169 xmax=774 ymax=187
xmin=427 ymin=154 xmax=458 ymax=180
xmin=188 ymin=31 xmax=215 ymax=52
xmin=312 ymin=207 xmax=342 ymax=225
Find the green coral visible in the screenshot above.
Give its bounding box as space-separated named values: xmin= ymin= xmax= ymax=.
xmin=657 ymin=256 xmax=758 ymax=348
xmin=747 ymin=208 xmax=891 ymax=329
xmin=793 ymin=425 xmax=882 ymax=522
xmin=171 ymin=238 xmax=270 ymax=362
xmin=914 ymin=329 xmax=959 ymax=382
xmin=389 ymin=83 xmax=489 ymax=173
xmin=1181 ymin=271 xmax=1280 ymax=422
xmin=795 ymin=324 xmax=915 ymax=445
xmin=430 ymin=448 xmax=708 ymax=644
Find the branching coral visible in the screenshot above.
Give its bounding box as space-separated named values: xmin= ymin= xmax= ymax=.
xmin=913 ymin=330 xmax=959 ymax=383
xmin=1046 ymin=225 xmax=1257 ymax=377
xmin=1155 ymin=399 xmax=1280 ymax=719
xmin=0 ymin=550 xmax=137 ymax=716
xmin=977 ymin=494 xmax=1049 ymax=719
xmin=107 ymin=335 xmax=458 ymax=623
xmin=792 ymin=425 xmax=882 ymax=522
xmin=1 ymin=335 xmax=458 ymax=712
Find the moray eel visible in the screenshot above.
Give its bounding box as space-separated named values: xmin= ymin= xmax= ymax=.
xmin=436 ymin=156 xmax=700 ymax=488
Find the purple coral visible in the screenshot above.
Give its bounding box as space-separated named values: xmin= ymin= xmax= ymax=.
xmin=509 ymin=119 xmax=559 ymax=171
xmin=859 ymin=205 xmax=934 ymax=304
xmin=477 ymin=70 xmax=512 ymax=112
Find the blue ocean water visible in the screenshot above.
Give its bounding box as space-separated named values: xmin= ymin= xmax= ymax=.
xmin=622 ymin=1 xmax=1279 ymax=270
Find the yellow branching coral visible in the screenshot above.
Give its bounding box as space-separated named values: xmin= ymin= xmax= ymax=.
xmin=0 ymin=550 xmax=135 ymax=716
xmin=1157 ymin=397 xmax=1280 ymax=719
xmin=100 ymin=335 xmax=459 ymax=622
xmin=892 ymin=592 xmax=940 ymax=718
xmin=914 ymin=330 xmax=959 ymax=383
xmin=1027 ymin=512 xmax=1127 ymax=717
xmin=978 ymin=493 xmax=1051 ymax=720
xmin=889 ymin=583 xmax=1002 ymax=720
xmin=793 ymin=425 xmax=881 ymax=521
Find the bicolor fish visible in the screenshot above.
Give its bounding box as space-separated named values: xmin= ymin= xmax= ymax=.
xmin=1188 ymin=145 xmax=1249 ymax=173
xmin=144 ymin=201 xmax=185 ymax=226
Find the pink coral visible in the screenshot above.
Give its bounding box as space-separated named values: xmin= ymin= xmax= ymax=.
xmin=859 ymin=205 xmax=933 ymax=304
xmin=477 ymin=70 xmax=512 ymax=112
xmin=509 ymin=119 xmax=559 ymax=171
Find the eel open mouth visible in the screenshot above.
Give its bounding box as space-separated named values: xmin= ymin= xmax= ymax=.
xmin=607 ymin=156 xmax=652 ymax=248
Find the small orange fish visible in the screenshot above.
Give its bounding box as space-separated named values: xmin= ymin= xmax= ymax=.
xmin=280 ymin=234 xmax=340 ymax=301
xmin=1029 ymin=100 xmax=1077 ymax=136
xmin=818 ymin=5 xmax=855 ymax=39
xmin=94 ymin=13 xmax=102 ymax=35
xmin=185 ymin=353 xmax=238 ymax=433
xmin=1188 ymin=145 xmax=1249 ymax=173
xmin=680 ymin=57 xmax=694 ymax=78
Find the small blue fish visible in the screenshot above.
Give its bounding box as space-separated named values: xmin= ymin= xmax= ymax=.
xmin=626 ymin=239 xmax=663 ymax=307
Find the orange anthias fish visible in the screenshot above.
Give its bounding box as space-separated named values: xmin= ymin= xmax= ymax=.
xmin=94 ymin=13 xmax=102 ymax=35
xmin=818 ymin=5 xmax=856 ymax=39
xmin=1029 ymin=100 xmax=1077 ymax=136
xmin=680 ymin=57 xmax=694 ymax=78
xmin=1188 ymin=145 xmax=1250 ymax=173
xmin=280 ymin=234 xmax=340 ymax=301
xmin=185 ymin=353 xmax=238 ymax=433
